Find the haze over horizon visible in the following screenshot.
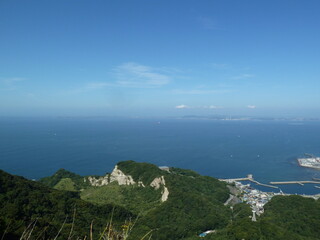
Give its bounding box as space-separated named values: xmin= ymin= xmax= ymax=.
xmin=1 ymin=0 xmax=320 ymax=118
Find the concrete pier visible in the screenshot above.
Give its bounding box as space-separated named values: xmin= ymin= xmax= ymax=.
xmin=270 ymin=180 xmax=320 ymax=185
xmin=250 ymin=179 xmax=279 ymax=189
xmin=220 ymin=175 xmax=279 ymax=189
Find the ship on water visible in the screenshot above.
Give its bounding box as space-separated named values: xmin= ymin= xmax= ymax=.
xmin=297 ymin=153 xmax=320 ymax=169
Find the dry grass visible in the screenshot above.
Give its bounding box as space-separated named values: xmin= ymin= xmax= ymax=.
xmin=3 ymin=208 xmax=153 ymax=240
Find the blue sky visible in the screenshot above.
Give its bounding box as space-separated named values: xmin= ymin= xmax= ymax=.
xmin=1 ymin=0 xmax=320 ymax=117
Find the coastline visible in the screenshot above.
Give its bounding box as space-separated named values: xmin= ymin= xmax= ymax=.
xmin=223 ymin=178 xmax=320 ymax=219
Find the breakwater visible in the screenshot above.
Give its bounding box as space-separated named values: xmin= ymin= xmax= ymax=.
xmin=270 ymin=180 xmax=320 ymax=185
xmin=220 ymin=174 xmax=279 ymax=189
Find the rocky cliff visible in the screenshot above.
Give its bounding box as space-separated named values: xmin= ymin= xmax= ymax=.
xmin=86 ymin=164 xmax=169 ymax=202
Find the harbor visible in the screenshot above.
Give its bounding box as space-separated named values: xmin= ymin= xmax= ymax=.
xmin=221 ymin=174 xmax=320 ymax=188
xmin=230 ymin=180 xmax=283 ymax=217
xmin=220 ymin=174 xmax=279 ymax=189
xmin=297 ymin=153 xmax=320 ymax=169
xmin=220 ymin=174 xmax=320 ymax=222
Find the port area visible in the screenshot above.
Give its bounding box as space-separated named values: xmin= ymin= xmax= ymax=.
xmin=220 ymin=175 xmax=281 ymax=216
xmin=297 ymin=154 xmax=320 ymax=169
xmin=220 ymin=175 xmax=320 ymax=217
xmin=232 ymin=181 xmax=282 ymax=216
xmin=220 ymin=174 xmax=278 ymax=189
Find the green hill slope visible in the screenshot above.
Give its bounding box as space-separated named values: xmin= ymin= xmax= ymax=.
xmin=39 ymin=168 xmax=91 ymax=191
xmin=123 ymin=163 xmax=231 ymax=239
xmin=0 ymin=170 xmax=133 ymax=240
xmin=204 ymin=195 xmax=320 ymax=240
xmin=40 ymin=161 xmax=231 ymax=239
xmin=7 ymin=160 xmax=320 ymax=240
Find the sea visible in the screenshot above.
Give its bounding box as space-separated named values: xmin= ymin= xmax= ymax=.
xmin=1 ymin=117 xmax=320 ymax=195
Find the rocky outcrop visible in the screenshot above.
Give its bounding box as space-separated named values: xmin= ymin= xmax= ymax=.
xmin=109 ymin=165 xmax=135 ymax=185
xmin=87 ymin=165 xmax=169 ymax=202
xmin=87 ymin=165 xmax=135 ymax=186
xmin=150 ymin=176 xmax=169 ymax=202
xmin=161 ymin=186 xmax=169 ymax=202
xmin=87 ymin=175 xmax=109 ymax=186
xmin=150 ymin=176 xmax=166 ymax=190
xmin=138 ymin=181 xmax=145 ymax=187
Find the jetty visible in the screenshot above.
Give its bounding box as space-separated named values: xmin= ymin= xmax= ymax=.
xmin=270 ymin=180 xmax=320 ymax=185
xmin=220 ymin=174 xmax=279 ymax=189
xmin=297 ymin=153 xmax=320 ymax=170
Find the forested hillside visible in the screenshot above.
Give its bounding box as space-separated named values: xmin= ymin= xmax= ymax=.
xmin=204 ymin=196 xmax=320 ymax=240
xmin=39 ymin=160 xmax=232 ymax=239
xmin=116 ymin=161 xmax=231 ymax=239
xmin=0 ymin=170 xmax=133 ymax=239
xmin=2 ymin=161 xmax=320 ymax=240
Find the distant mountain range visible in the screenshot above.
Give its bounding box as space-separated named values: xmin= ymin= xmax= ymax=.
xmin=179 ymin=115 xmax=320 ymax=121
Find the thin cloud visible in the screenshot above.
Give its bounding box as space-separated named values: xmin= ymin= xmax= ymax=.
xmin=175 ymin=104 xmax=190 ymax=109
xmin=205 ymin=105 xmax=223 ymax=109
xmin=231 ymin=74 xmax=254 ymax=80
xmin=68 ymin=62 xmax=172 ymax=94
xmin=86 ymin=82 xmax=115 ymax=89
xmin=247 ymin=105 xmax=256 ymax=109
xmin=0 ymin=77 xmax=26 ymax=90
xmin=68 ymin=82 xmax=118 ymax=94
xmin=171 ymin=89 xmax=232 ymax=95
xmin=114 ymin=62 xmax=171 ymax=88
xmin=175 ymin=105 xmax=223 ymax=109
xmin=2 ymin=77 xmax=25 ymax=84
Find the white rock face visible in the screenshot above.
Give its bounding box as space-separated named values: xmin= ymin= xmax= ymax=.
xmin=161 ymin=186 xmax=169 ymax=202
xmin=150 ymin=176 xmax=166 ymax=190
xmin=110 ymin=165 xmax=136 ymax=185
xmin=87 ymin=175 xmax=109 ymax=186
xmin=87 ymin=165 xmax=135 ymax=186
xmin=150 ymin=176 xmax=169 ymax=202
xmin=138 ymin=181 xmax=145 ymax=187
xmin=87 ymin=165 xmax=169 ymax=202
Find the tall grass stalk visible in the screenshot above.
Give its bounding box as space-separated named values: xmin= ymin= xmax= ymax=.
xmin=15 ymin=212 xmax=152 ymax=240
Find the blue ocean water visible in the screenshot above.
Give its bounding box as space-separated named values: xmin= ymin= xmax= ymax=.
xmin=1 ymin=117 xmax=320 ymax=195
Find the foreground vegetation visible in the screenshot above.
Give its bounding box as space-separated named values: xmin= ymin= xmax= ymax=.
xmin=2 ymin=161 xmax=320 ymax=239
xmin=0 ymin=169 xmax=133 ymax=239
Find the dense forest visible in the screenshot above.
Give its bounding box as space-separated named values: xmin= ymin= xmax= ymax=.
xmin=0 ymin=169 xmax=134 ymax=239
xmin=1 ymin=161 xmax=320 ymax=239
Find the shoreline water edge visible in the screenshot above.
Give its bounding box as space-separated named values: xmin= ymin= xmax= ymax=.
xmin=222 ymin=177 xmax=320 ymax=220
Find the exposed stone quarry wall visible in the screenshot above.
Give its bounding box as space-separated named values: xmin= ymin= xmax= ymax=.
xmin=150 ymin=176 xmax=169 ymax=202
xmin=87 ymin=165 xmax=169 ymax=202
xmin=87 ymin=165 xmax=135 ymax=186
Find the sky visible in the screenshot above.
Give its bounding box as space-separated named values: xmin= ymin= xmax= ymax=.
xmin=1 ymin=0 xmax=320 ymax=118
